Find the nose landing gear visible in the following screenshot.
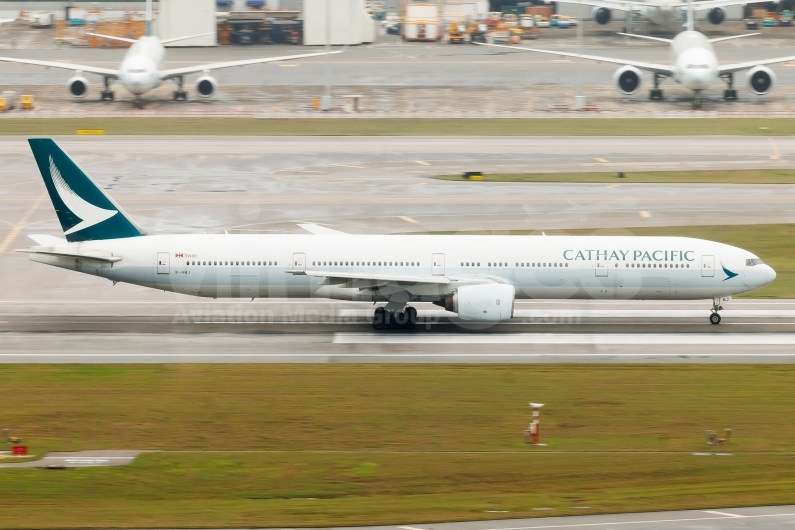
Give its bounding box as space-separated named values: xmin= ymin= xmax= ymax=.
xmin=372 ymin=306 xmax=418 ymax=331
xmin=709 ymin=298 xmax=723 ymax=325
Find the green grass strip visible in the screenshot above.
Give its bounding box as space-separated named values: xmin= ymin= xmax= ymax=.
xmin=437 ymin=169 xmax=795 ymax=184
xmin=1 ymin=364 xmax=795 ymax=528
xmin=1 ymin=118 xmax=795 ymax=135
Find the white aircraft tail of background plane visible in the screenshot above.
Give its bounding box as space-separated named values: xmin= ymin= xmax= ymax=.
xmin=0 ymin=0 xmax=342 ymax=107
xmin=21 ymin=139 xmax=776 ymax=329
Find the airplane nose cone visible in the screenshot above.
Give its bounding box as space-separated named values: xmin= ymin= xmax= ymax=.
xmin=764 ymin=265 xmax=776 ymax=285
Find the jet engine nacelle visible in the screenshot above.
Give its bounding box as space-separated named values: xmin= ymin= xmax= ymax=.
xmin=444 ymin=284 xmax=515 ymax=322
xmin=613 ymin=65 xmax=643 ymax=95
xmin=195 ymin=75 xmax=217 ymax=98
xmin=747 ymin=65 xmax=775 ymax=95
xmin=592 ymin=7 xmax=612 ymax=24
xmin=707 ymin=7 xmax=726 ymax=24
xmin=67 ymin=76 xmax=89 ymax=98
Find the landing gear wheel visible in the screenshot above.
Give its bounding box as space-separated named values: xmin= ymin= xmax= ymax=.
xmin=173 ymin=90 xmax=188 ymax=101
xmin=372 ymin=307 xmax=386 ymax=330
xmin=709 ymin=312 xmax=722 ymax=325
xmin=692 ymin=95 xmax=703 ymax=110
xmin=100 ymin=90 xmax=114 ymax=101
xmin=407 ymin=306 xmax=418 ymax=327
xmin=723 ymin=89 xmax=737 ymax=101
xmin=650 ymin=89 xmax=663 ymax=101
xmin=133 ymin=98 xmax=143 ymax=109
xmin=387 ymin=311 xmax=400 ymax=330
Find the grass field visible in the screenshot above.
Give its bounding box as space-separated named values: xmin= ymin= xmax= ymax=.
xmin=436 ymin=169 xmax=795 ymax=184
xmin=2 ymin=118 xmax=795 ymax=136
xmin=1 ymin=365 xmax=794 ymax=529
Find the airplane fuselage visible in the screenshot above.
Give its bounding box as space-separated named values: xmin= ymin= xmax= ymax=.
xmin=668 ymin=31 xmax=720 ymax=91
xmin=118 ymin=36 xmax=165 ymax=95
xmin=30 ymin=234 xmax=774 ymax=302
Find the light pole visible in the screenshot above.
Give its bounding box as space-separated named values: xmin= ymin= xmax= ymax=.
xmin=321 ymin=0 xmax=333 ymax=110
xmin=573 ymin=0 xmax=585 ymax=110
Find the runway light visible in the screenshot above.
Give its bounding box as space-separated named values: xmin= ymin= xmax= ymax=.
xmin=524 ymin=402 xmax=545 ymax=445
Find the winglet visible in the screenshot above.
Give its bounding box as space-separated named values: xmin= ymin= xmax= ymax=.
xmin=28 ymin=139 xmax=146 ymax=242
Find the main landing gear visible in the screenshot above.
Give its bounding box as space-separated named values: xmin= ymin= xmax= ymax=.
xmin=710 ymin=297 xmax=723 ymax=325
xmin=650 ymin=73 xmax=665 ymax=101
xmin=173 ymin=76 xmax=187 ymax=101
xmin=100 ymin=76 xmax=114 ymax=101
xmin=721 ymin=73 xmax=737 ymax=101
xmin=372 ymin=306 xmax=418 ymax=330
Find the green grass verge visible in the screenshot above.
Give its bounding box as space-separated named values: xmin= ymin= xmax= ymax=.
xmin=436 ymin=169 xmax=795 ymax=184
xmin=417 ymin=224 xmax=795 ymax=298
xmin=1 ymin=118 xmax=795 ymax=136
xmin=1 ymin=365 xmax=795 ymax=528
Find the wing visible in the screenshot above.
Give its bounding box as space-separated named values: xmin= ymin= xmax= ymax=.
xmin=692 ymin=0 xmax=754 ymax=10
xmin=86 ymin=32 xmax=137 ymax=44
xmin=0 ymin=56 xmax=119 ymax=78
xmin=474 ymin=42 xmax=673 ymax=75
xmin=617 ymin=32 xmax=672 ymax=43
xmin=159 ymin=49 xmax=345 ymax=80
xmin=720 ymin=56 xmax=795 ymax=75
xmin=709 ymin=33 xmax=759 ymax=43
xmin=19 ymin=249 xmax=122 ymax=263
xmin=288 ymin=269 xmax=452 ymax=285
xmin=298 ymin=224 xmax=349 ymax=235
xmin=552 ymin=0 xmax=649 ymax=11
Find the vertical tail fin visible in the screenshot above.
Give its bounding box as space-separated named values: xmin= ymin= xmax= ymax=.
xmin=28 ymin=139 xmax=146 ymax=242
xmin=146 ymin=0 xmax=152 ymax=36
xmin=686 ymin=0 xmax=695 ymax=31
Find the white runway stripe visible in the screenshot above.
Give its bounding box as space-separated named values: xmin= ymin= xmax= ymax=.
xmin=333 ymin=333 xmax=795 ymax=345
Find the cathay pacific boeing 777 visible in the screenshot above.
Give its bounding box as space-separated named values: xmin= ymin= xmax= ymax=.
xmin=21 ymin=139 xmax=775 ymax=329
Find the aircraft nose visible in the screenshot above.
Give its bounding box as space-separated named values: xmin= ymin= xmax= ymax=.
xmin=763 ymin=265 xmax=776 ymax=285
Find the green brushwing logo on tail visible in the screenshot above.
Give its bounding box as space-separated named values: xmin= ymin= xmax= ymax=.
xmin=29 ymin=138 xmax=145 ymax=242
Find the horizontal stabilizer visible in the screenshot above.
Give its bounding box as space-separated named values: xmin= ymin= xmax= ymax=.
xmin=28 ymin=234 xmax=67 ymax=246
xmin=160 ymin=32 xmax=214 ymax=44
xmin=617 ymin=32 xmax=671 ymax=43
xmin=298 ymin=223 xmax=349 ymax=235
xmin=20 ymin=249 xmax=123 ymax=263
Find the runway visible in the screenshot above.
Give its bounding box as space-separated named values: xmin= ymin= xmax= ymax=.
xmin=1 ymin=135 xmax=793 ymax=362
xmin=291 ymin=506 xmax=795 ymax=530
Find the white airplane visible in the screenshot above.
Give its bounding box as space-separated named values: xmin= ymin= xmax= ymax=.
xmin=0 ymin=4 xmax=341 ymax=107
xmin=555 ymin=0 xmax=750 ymax=30
xmin=478 ymin=2 xmax=795 ymax=108
xmin=19 ymin=139 xmax=776 ymax=329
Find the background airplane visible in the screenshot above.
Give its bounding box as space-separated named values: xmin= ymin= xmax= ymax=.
xmin=554 ymin=0 xmax=753 ymax=31
xmin=0 ymin=1 xmax=341 ymax=107
xmin=478 ymin=2 xmax=795 ymax=108
xmin=20 ymin=139 xmax=775 ymax=329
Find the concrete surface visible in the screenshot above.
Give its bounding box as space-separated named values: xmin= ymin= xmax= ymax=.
xmin=0 ymin=450 xmax=144 ymax=468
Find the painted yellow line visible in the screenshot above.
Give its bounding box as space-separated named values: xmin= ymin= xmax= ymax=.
xmin=415 ymin=160 xmax=431 ymax=166
xmin=331 ymin=164 xmax=366 ymax=169
xmin=76 ymin=129 xmax=105 ymax=135
xmin=0 ymin=192 xmax=47 ymax=253
xmin=399 ymin=216 xmax=418 ymax=224
xmin=594 ymin=157 xmax=608 ymax=163
xmin=768 ymin=137 xmax=780 ymax=160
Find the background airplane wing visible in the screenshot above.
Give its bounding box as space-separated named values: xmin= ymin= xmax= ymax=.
xmin=475 ymin=42 xmax=673 ymax=75
xmin=159 ymin=50 xmax=344 ymax=80
xmin=720 ymin=56 xmax=795 ymax=74
xmin=0 ymin=57 xmax=119 ymax=78
xmin=553 ymin=0 xmax=650 ymax=11
xmin=691 ymin=0 xmax=753 ymax=10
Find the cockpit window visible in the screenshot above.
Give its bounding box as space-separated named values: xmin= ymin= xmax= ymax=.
xmin=746 ymin=258 xmax=764 ymax=266
xmin=687 ymin=64 xmax=708 ymax=69
xmin=128 ymin=69 xmax=146 ymax=73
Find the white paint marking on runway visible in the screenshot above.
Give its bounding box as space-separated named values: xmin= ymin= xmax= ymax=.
xmin=400 ymin=526 xmax=427 ymax=530
xmin=415 ymin=160 xmax=431 ymax=166
xmin=468 ymin=512 xmax=795 ymax=529
xmin=639 ymin=210 xmax=652 ymax=218
xmin=703 ymin=510 xmax=744 ymax=518
xmin=594 ymin=157 xmax=608 ymax=163
xmin=332 ymin=333 xmax=795 ymax=346
xmin=399 ymin=216 xmax=418 ymax=224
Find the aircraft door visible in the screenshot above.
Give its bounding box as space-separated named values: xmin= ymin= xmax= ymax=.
xmin=594 ymin=260 xmax=608 ymax=277
xmin=157 ymin=252 xmax=170 ymax=274
xmin=293 ymin=253 xmax=306 ymax=272
xmin=701 ymin=255 xmax=715 ymax=277
xmin=432 ymin=253 xmax=445 ymax=275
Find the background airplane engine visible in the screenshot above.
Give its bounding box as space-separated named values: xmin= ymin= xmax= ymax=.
xmin=67 ymin=76 xmax=89 ymax=98
xmin=613 ymin=65 xmax=643 ymax=95
xmin=592 ymin=7 xmax=612 ymax=24
xmin=747 ymin=66 xmax=775 ymax=95
xmin=195 ymin=75 xmax=217 ymax=98
xmin=443 ymin=284 xmax=515 ymax=322
xmin=707 ymin=7 xmax=726 ymax=24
